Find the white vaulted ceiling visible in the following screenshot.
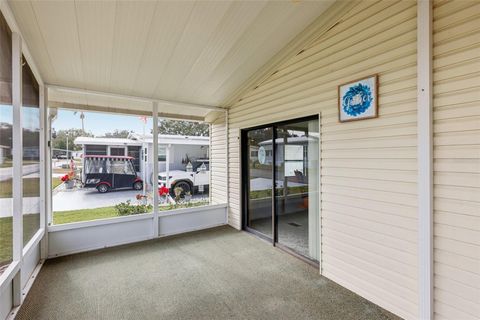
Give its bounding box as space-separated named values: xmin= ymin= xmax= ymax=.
xmin=7 ymin=0 xmax=333 ymax=114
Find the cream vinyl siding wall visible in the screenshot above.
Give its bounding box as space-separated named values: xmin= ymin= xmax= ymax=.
xmin=210 ymin=115 xmax=228 ymax=205
xmin=227 ymin=1 xmax=419 ymax=319
xmin=432 ymin=1 xmax=480 ymax=319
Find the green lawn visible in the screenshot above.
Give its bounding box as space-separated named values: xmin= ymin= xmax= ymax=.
xmin=0 ymin=178 xmax=40 ymax=198
xmin=0 ymin=214 xmax=40 ymax=267
xmin=52 ymin=177 xmax=63 ymax=190
xmin=250 ymin=185 xmax=308 ymax=199
xmin=53 ymin=201 xmax=209 ymax=225
xmin=53 ymin=207 xmax=119 ymax=225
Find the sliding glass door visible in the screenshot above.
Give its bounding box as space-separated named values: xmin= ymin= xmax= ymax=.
xmin=274 ymin=119 xmax=319 ymax=261
xmin=243 ymin=116 xmax=319 ymax=262
xmin=245 ymin=127 xmax=273 ymax=238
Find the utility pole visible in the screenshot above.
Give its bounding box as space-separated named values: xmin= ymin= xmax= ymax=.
xmin=80 ymin=112 xmax=85 ymax=133
xmin=66 ymin=133 xmax=69 ymax=160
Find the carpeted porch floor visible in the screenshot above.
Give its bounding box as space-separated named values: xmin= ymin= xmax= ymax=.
xmin=16 ymin=226 xmax=400 ymax=320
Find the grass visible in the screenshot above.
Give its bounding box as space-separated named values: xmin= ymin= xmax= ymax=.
xmin=250 ymin=186 xmax=308 ymax=199
xmin=0 ymin=178 xmax=40 ymax=198
xmin=0 ymin=160 xmax=38 ymax=168
xmin=0 ymin=214 xmax=40 ymax=267
xmin=53 ymin=200 xmax=209 ymax=225
xmin=53 ymin=207 xmax=119 ymax=225
xmin=52 ymin=177 xmax=63 ymax=190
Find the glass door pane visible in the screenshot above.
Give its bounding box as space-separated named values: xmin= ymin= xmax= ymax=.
xmin=275 ymin=119 xmax=319 ymax=260
xmin=246 ymin=127 xmax=273 ymax=238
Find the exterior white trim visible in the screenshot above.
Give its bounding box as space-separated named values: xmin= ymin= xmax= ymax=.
xmin=317 ymin=112 xmax=322 ymax=275
xmin=47 ymin=85 xmax=225 ymax=112
xmin=225 ymin=110 xmax=229 ymax=208
xmin=6 ymin=259 xmax=45 ymax=320
xmin=48 ymin=212 xmax=154 ymax=232
xmin=417 ymin=1 xmax=433 ymax=319
xmin=153 ymin=102 xmax=159 ymax=237
xmin=158 ymin=203 xmax=227 ymax=217
xmin=40 ymin=85 xmax=49 ymax=260
xmin=0 ymin=0 xmax=43 ymax=86
xmin=11 ymin=32 xmax=23 ymax=307
xmin=22 ymin=229 xmax=45 ymax=258
xmin=0 ymin=261 xmax=19 ymax=296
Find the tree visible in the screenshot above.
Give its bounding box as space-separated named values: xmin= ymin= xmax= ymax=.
xmin=52 ymin=128 xmax=93 ymax=151
xmin=157 ymin=119 xmax=209 ymax=136
xmin=102 ymin=129 xmax=132 ymax=139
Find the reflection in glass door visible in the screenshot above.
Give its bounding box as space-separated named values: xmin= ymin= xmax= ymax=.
xmin=275 ymin=119 xmax=319 ymax=261
xmin=243 ymin=117 xmax=319 ymax=262
xmin=245 ymin=127 xmax=273 ymax=238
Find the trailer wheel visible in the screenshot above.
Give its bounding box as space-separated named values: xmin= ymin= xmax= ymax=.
xmin=171 ymin=181 xmax=192 ymax=198
xmin=133 ymin=181 xmax=143 ymax=191
xmin=97 ymin=184 xmax=109 ymax=193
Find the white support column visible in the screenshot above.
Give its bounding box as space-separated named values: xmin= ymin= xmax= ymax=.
xmin=46 ymin=106 xmax=55 ymax=226
xmin=417 ymin=1 xmax=433 ymax=319
xmin=152 ymin=102 xmax=159 ymax=237
xmin=40 ymin=85 xmax=49 ymax=259
xmin=225 ymin=110 xmax=229 ymax=211
xmin=165 ymin=145 xmax=170 ymax=188
xmin=208 ymin=123 xmax=212 ymax=204
xmin=11 ymin=32 xmax=23 ymax=306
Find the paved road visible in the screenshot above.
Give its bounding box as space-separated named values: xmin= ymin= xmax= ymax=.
xmin=53 ymin=189 xmax=141 ymax=211
xmin=53 ymin=187 xmax=207 ymax=211
xmin=0 ymin=197 xmax=40 ymax=217
xmin=0 ymin=164 xmax=40 ymax=181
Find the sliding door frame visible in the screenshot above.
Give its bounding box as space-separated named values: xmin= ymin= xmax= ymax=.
xmin=241 ymin=115 xmax=320 ymax=267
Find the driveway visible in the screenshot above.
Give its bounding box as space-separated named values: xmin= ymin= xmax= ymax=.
xmin=0 ymin=164 xmax=40 ymax=181
xmin=53 ymin=188 xmax=141 ymax=211
xmin=53 ymin=188 xmax=207 ymax=212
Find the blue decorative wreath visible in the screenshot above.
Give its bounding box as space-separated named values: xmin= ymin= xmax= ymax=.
xmin=342 ymin=83 xmax=373 ymax=116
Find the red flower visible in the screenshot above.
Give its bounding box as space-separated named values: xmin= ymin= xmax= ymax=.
xmin=158 ymin=186 xmax=169 ymax=196
xmin=61 ymin=174 xmax=70 ymax=182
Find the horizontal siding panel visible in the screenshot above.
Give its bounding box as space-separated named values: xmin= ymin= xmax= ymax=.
xmin=434 ymin=145 xmax=480 ymax=159
xmin=323 ymin=184 xmax=417 ymax=207
xmin=323 ymin=201 xmax=417 ymax=230
xmin=322 ymin=158 xmax=417 ymax=171
xmin=434 ymin=224 xmax=479 ymax=245
xmin=434 ymin=172 xmax=480 ymax=188
xmin=435 ymin=185 xmax=479 ymax=202
xmin=323 ymin=192 xmax=416 ymax=219
xmin=434 ymin=275 xmax=479 ymax=304
xmin=323 ymin=220 xmax=417 ymax=261
xmin=322 ymin=239 xmax=417 ymax=280
xmin=226 ymin=1 xmax=420 ymax=318
xmin=434 ymin=198 xmax=480 ymax=216
xmin=434 ymin=262 xmax=480 ymax=289
xmin=323 ymin=264 xmax=417 ymax=320
xmin=322 ymin=245 xmax=418 ymax=296
xmin=322 ymin=167 xmax=416 ymax=183
xmin=434 ymin=301 xmax=479 ymax=320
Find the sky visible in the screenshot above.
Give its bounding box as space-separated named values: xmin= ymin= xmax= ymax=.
xmin=53 ymin=109 xmax=153 ymax=137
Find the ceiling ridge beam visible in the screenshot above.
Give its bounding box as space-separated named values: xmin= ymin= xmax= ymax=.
xmin=220 ymin=0 xmax=358 ymax=108
xmin=49 ymin=101 xmax=205 ymax=122
xmin=46 ymin=84 xmax=225 ymax=112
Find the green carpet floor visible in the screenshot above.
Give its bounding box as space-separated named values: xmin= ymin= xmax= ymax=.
xmin=17 ymin=226 xmax=400 ymax=320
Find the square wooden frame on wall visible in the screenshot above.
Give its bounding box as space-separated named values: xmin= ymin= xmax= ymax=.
xmin=337 ymin=74 xmax=379 ymax=123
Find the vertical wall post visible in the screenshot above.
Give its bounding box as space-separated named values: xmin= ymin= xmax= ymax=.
xmin=11 ymin=31 xmax=23 ymax=306
xmin=40 ymin=85 xmax=49 ymax=259
xmin=225 ymin=110 xmax=229 ymax=221
xmin=152 ymin=102 xmax=159 ymax=237
xmin=417 ymin=1 xmax=433 ymax=319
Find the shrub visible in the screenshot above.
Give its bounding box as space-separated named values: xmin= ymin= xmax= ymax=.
xmin=115 ymin=200 xmax=152 ymax=216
